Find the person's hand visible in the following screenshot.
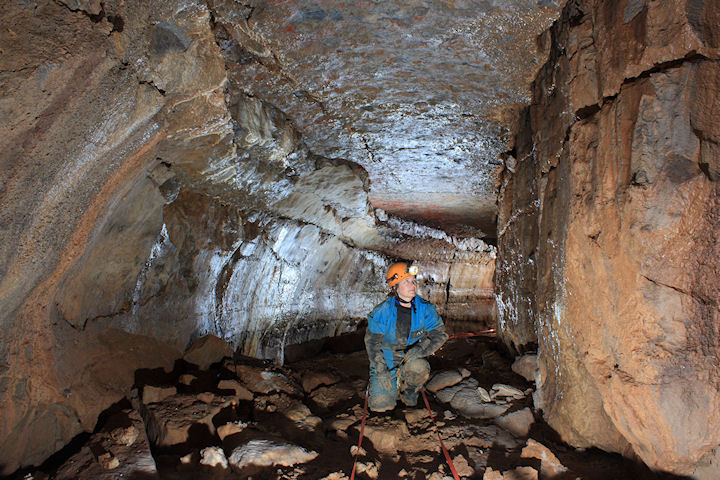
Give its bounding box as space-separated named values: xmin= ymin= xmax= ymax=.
xmin=377 ymin=374 xmax=393 ymax=392
xmin=403 ymin=346 xmax=424 ymax=364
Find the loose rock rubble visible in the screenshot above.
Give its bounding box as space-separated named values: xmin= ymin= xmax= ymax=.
xmin=22 ymin=336 xmax=678 ymax=479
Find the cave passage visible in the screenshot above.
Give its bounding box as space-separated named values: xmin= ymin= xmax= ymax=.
xmin=2 ymin=0 xmax=719 ymax=478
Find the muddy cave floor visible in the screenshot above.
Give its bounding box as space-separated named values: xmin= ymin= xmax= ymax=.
xmin=20 ymin=336 xmax=690 ymax=480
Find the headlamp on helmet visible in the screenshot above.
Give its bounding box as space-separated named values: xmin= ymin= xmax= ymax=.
xmin=386 ymin=262 xmax=419 ymax=287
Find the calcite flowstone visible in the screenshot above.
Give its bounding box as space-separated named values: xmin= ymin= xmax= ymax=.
xmin=228 ymin=439 xmax=318 ymax=472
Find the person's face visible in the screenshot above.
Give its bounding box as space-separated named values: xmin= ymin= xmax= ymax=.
xmin=396 ymin=276 xmax=417 ymax=302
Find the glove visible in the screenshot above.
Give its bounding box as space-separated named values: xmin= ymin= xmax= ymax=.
xmin=403 ymin=346 xmax=424 ymax=364
xmin=377 ymin=374 xmax=393 ymax=392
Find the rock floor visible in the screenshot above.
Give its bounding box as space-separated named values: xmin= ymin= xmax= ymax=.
xmin=16 ymin=336 xmax=689 ymax=480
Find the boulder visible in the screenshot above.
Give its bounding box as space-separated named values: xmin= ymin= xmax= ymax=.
xmin=54 ymin=409 xmax=156 ymax=479
xmin=301 ymin=370 xmax=341 ymax=393
xmin=234 ymin=365 xmax=301 ymax=396
xmin=183 ymin=335 xmax=234 ymax=370
xmin=142 ymin=394 xmax=231 ymax=447
xmin=494 ymin=408 xmax=534 ymax=437
xmin=520 ymin=439 xmax=568 ymax=478
xmin=217 ymin=379 xmax=254 ymax=401
xmin=511 ymin=354 xmax=538 ymax=382
xmin=142 ymin=385 xmax=177 ymax=404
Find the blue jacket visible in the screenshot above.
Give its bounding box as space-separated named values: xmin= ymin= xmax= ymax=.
xmin=365 ymin=296 xmax=447 ymax=372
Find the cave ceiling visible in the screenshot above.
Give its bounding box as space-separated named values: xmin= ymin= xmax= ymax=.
xmin=211 ymin=0 xmax=563 ymax=238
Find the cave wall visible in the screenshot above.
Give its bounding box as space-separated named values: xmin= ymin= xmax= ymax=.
xmin=496 ymin=0 xmax=720 ymax=475
xmin=0 ymin=0 xmax=495 ymax=473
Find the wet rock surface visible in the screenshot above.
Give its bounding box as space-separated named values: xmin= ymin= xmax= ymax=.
xmin=496 ymin=0 xmax=720 ymax=476
xmin=16 ymin=337 xmax=685 ymax=480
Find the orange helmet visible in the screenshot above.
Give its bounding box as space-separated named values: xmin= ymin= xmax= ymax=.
xmin=386 ymin=262 xmax=419 ymax=287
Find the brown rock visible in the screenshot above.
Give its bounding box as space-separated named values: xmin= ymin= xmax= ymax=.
xmin=183 ymin=334 xmax=233 ymax=370
xmin=218 ymin=379 xmax=254 ymax=401
xmin=142 ymin=394 xmax=231 ymax=447
xmin=495 ymin=408 xmax=534 ymax=438
xmin=521 ymin=439 xmax=568 ymax=478
xmin=142 ymin=385 xmax=177 ymax=405
xmin=54 ymin=409 xmax=156 ymax=479
xmin=426 ymin=370 xmax=465 ymax=393
xmin=234 ymin=365 xmax=301 ymax=396
xmin=511 ymin=354 xmax=538 ymax=382
xmin=301 ymin=370 xmax=341 ymax=393
xmin=497 ymin=0 xmax=720 ymax=474
xmin=309 ymin=384 xmax=356 ymax=410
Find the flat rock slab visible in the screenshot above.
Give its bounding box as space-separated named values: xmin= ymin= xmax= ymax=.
xmin=55 ymin=409 xmax=156 ymax=479
xmin=434 ymin=377 xmax=479 ymax=403
xmin=301 ymin=370 xmax=341 ymax=393
xmin=234 ymin=364 xmax=301 ymax=395
xmin=143 ymin=394 xmax=232 ymax=447
xmin=426 ymin=369 xmax=467 ymax=393
xmin=254 ymin=394 xmax=322 ymax=431
xmin=450 ymin=387 xmax=511 ymax=419
xmin=309 ymin=383 xmax=356 ymax=410
xmin=142 ymin=385 xmax=177 ymax=404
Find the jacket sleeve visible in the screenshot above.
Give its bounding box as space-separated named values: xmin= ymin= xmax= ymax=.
xmin=365 ymin=303 xmax=389 ymax=374
xmin=365 ymin=330 xmax=389 ymax=374
xmin=413 ymin=302 xmax=448 ymax=357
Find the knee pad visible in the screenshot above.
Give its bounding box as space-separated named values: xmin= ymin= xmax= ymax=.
xmin=369 ymin=392 xmax=397 ymax=412
xmin=403 ymin=358 xmax=430 ymax=384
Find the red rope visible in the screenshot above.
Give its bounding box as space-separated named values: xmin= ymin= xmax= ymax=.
xmin=447 ymin=329 xmax=496 ymax=340
xmin=349 ymin=386 xmax=369 ymax=480
xmin=421 ymin=389 xmax=460 ymax=480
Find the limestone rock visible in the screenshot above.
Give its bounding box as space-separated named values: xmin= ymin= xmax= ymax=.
xmin=254 ymin=394 xmax=322 ymax=431
xmin=217 ymin=379 xmax=254 ymax=401
xmin=358 ymin=418 xmax=410 ymax=455
xmin=309 ymin=384 xmax=356 ymax=410
xmin=494 ymin=408 xmax=535 ymax=437
xmin=490 ymin=384 xmax=526 ymax=401
xmin=520 ymin=439 xmax=568 ymax=478
xmin=426 ymin=370 xmax=465 ymax=393
xmin=183 ymin=335 xmax=234 ymax=370
xmin=234 ymin=365 xmax=301 ymax=396
xmin=435 ymin=377 xmax=479 ymax=404
xmin=54 ymin=409 xmax=156 ymax=479
xmin=451 ymin=454 xmax=475 ymax=478
xmin=228 ymin=439 xmax=318 ymax=472
xmin=142 ymin=394 xmax=231 ymax=447
xmin=217 ymin=421 xmax=248 ymax=440
xmin=450 ymin=387 xmax=511 ymax=419
xmin=142 ymin=385 xmax=177 ymax=404
xmin=301 ymin=370 xmax=341 ymax=393
xmin=484 ymin=466 xmax=538 ymax=480
xmin=511 ymin=354 xmax=538 ymax=382
xmin=496 ymin=0 xmax=720 ymax=475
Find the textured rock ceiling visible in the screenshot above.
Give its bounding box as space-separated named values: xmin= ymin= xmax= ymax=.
xmin=212 ymin=0 xmax=563 ymax=236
